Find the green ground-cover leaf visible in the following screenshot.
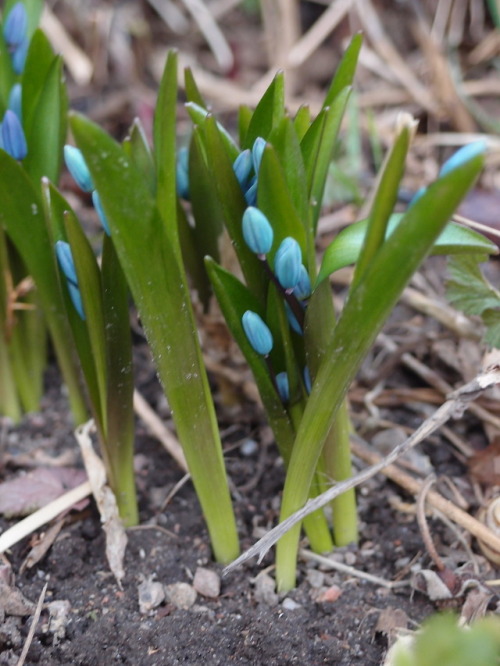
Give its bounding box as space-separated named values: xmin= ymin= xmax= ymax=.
xmin=317 ymin=216 xmax=498 ymax=286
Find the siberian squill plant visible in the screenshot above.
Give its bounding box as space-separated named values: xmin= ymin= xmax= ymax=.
xmin=0 ymin=1 xmax=87 ymax=423
xmin=68 ymin=36 xmax=497 ymax=586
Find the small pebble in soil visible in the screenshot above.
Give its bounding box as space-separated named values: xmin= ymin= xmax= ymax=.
xmin=138 ymin=575 xmax=166 ymax=613
xmin=165 ymin=582 xmax=197 ymax=609
xmin=281 ymin=598 xmax=302 ymax=610
xmin=193 ymin=567 xmax=221 ymax=598
xmin=240 ymin=438 xmax=258 ymax=456
xmin=311 ymin=585 xmax=343 ymax=604
xmin=306 ymin=569 xmax=325 ymax=588
xmin=253 ymin=572 xmax=278 ymax=606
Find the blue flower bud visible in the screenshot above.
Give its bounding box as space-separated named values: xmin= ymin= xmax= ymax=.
xmin=285 ymin=302 xmax=302 ymax=335
xmin=293 ymin=264 xmax=311 ymax=300
xmin=274 ymin=237 xmax=302 ymax=290
xmin=55 ymin=240 xmax=85 ymax=320
xmin=92 ymin=190 xmax=111 ymax=236
xmin=8 ymin=83 xmax=22 ymax=120
xmin=55 ymin=240 xmax=78 ymax=286
xmin=303 ymin=366 xmax=312 ymax=394
xmin=11 ymin=35 xmax=28 ymax=74
xmin=233 ymin=149 xmax=253 ymax=189
xmin=275 ymin=371 xmax=289 ymax=402
xmin=64 ymin=145 xmax=94 ymax=193
xmin=242 ymin=310 xmax=273 ymax=356
xmin=67 ymin=281 xmax=85 ymax=321
xmin=242 ymin=207 xmax=273 ymax=255
xmin=3 ymin=3 xmax=27 ymax=47
xmin=252 ymin=137 xmax=266 ymax=174
xmin=1 ymin=109 xmax=27 ymax=160
xmin=439 ymin=140 xmax=487 ymax=178
xmin=244 ymin=177 xmax=258 ymax=206
xmin=176 ymin=146 xmax=190 ymax=200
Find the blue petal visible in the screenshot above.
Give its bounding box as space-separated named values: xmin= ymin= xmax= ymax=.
xmin=3 ymin=3 xmax=27 ymax=47
xmin=252 ymin=137 xmax=266 ymax=174
xmin=242 ymin=206 xmax=273 ymax=255
xmin=11 ymin=35 xmax=28 ymax=74
xmin=2 ymin=109 xmax=27 ymax=160
xmin=244 ymin=177 xmax=258 ymax=206
xmin=64 ymin=145 xmax=94 ymax=193
xmin=285 ymin=302 xmax=302 ymax=335
xmin=293 ymin=265 xmax=311 ymax=300
xmin=275 ymin=371 xmax=289 ymax=402
xmin=8 ymin=83 xmax=22 ymax=120
xmin=274 ymin=237 xmax=302 ymax=289
xmin=303 ymin=366 xmax=312 ymax=394
xmin=439 ymin=141 xmax=487 ymax=178
xmin=55 ymin=240 xmax=78 ymax=286
xmin=242 ymin=310 xmax=273 ymax=356
xmin=233 ymin=149 xmax=253 ymax=189
xmin=67 ymin=282 xmax=86 ymax=320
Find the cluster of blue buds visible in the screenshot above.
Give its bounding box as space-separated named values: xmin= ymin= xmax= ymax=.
xmin=64 ymin=145 xmax=110 ymax=235
xmin=3 ymin=3 xmax=29 ymax=74
xmin=232 ymin=137 xmax=266 ymax=207
xmin=55 ymin=240 xmax=85 ymax=320
xmin=0 ymin=4 xmax=29 ymax=161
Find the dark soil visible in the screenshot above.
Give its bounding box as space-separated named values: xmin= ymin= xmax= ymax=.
xmin=1 ymin=361 xmax=444 ymax=666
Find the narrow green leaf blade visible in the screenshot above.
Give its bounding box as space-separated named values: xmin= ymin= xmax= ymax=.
xmin=243 ymin=71 xmax=285 ymax=147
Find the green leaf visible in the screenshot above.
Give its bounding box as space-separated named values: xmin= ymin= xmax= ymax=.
xmin=0 ymin=153 xmax=87 ymax=423
xmin=153 ymin=50 xmax=178 ymax=244
xmin=206 ymin=257 xmax=295 ymax=460
xmin=185 ymin=101 xmax=240 ymax=162
xmin=238 ymin=105 xmax=252 ymax=146
xmin=101 ymin=235 xmax=137 ymax=526
xmin=323 ymin=33 xmax=363 ymax=109
xmin=243 ymin=71 xmax=285 ymax=147
xmin=184 ymin=67 xmax=206 ymax=108
xmin=293 ymin=106 xmax=311 ymax=142
xmin=446 ymin=254 xmax=500 ymax=348
xmin=64 ymin=211 xmax=107 ymax=430
xmin=257 ymin=144 xmax=307 ymax=259
xmin=301 ymin=87 xmax=351 ymax=232
xmin=123 ymin=118 xmax=155 ymax=195
xmin=317 ymin=216 xmax=499 ymax=286
xmin=203 ymin=116 xmax=266 ymax=300
xmin=71 ymin=111 xmax=239 ymax=564
xmin=22 ymin=30 xmax=57 ymax=140
xmin=268 ymin=117 xmax=309 ymax=228
xmin=352 ymin=125 xmax=410 ymax=285
xmin=23 ymin=53 xmax=67 ymax=184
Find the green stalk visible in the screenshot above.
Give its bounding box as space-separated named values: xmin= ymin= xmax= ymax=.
xmin=0 ymin=331 xmax=22 ymax=421
xmin=275 ymin=154 xmax=484 ymax=591
xmin=323 ymin=399 xmax=357 ymax=546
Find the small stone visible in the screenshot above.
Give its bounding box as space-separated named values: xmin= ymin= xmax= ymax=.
xmin=282 ymin=598 xmax=302 ymax=610
xmin=253 ymin=573 xmax=278 ymax=606
xmin=165 ymin=582 xmax=197 ymax=610
xmin=193 ymin=567 xmax=221 ymax=599
xmin=240 ymin=439 xmax=258 ymax=456
xmin=344 ymin=551 xmax=357 ymax=566
xmin=138 ymin=576 xmax=166 ymax=614
xmin=306 ymin=569 xmax=325 ymax=589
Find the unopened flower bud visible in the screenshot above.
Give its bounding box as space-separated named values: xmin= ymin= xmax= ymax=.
xmin=293 ymin=265 xmax=311 ymax=300
xmin=1 ymin=109 xmax=27 ymax=160
xmin=176 ymin=146 xmax=190 ymax=200
xmin=233 ymin=149 xmax=253 ymax=189
xmin=242 ymin=310 xmax=273 ymax=356
xmin=275 ymin=371 xmax=289 ymax=402
xmin=242 ymin=207 xmax=273 ymax=255
xmin=274 ymin=237 xmax=302 ymax=290
xmin=3 ymin=3 xmax=27 ymax=47
xmin=64 ymin=145 xmax=94 ymax=193
xmin=252 ymin=137 xmax=266 ymax=174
